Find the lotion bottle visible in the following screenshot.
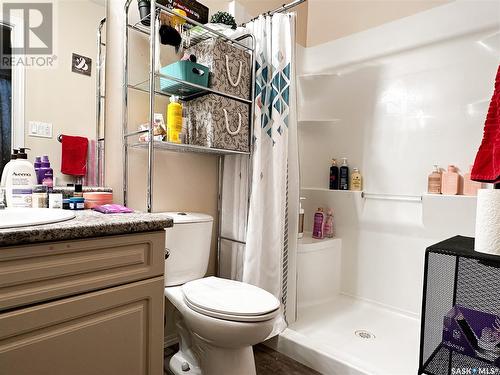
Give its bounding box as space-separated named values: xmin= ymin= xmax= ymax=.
xmin=312 ymin=207 xmax=325 ymax=239
xmin=463 ymin=165 xmax=482 ymax=196
xmin=441 ymin=165 xmax=459 ymax=195
xmin=5 ymin=147 xmax=37 ymax=207
xmin=427 ymin=165 xmax=442 ymax=194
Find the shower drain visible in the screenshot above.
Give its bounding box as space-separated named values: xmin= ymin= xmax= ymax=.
xmin=354 ymin=330 xmax=376 ymax=339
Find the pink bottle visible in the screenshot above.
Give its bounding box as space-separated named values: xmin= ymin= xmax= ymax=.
xmin=441 ymin=165 xmax=459 ymax=195
xmin=324 ymin=209 xmax=334 ymax=238
xmin=463 ymin=165 xmax=482 ymax=196
xmin=312 ymin=208 xmax=325 ymax=239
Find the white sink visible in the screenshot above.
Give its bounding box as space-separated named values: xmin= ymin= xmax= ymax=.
xmin=0 ymin=208 xmax=76 ymax=229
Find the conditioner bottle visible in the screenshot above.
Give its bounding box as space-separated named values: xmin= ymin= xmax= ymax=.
xmin=339 ymin=158 xmax=349 ymax=190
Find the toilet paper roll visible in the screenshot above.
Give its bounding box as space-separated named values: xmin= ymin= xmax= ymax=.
xmin=475 ymin=189 xmax=500 ymax=255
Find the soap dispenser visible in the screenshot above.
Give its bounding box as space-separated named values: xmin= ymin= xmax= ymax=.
xmin=5 ymin=147 xmax=37 ymax=207
xmin=441 ymin=165 xmax=459 ymax=195
xmin=427 ymin=165 xmax=442 ymax=194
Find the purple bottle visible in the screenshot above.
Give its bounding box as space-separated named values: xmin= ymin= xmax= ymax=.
xmin=39 ymin=155 xmax=54 ymax=190
xmin=34 ymin=156 xmax=42 ymax=184
xmin=312 ymin=207 xmax=325 ymax=239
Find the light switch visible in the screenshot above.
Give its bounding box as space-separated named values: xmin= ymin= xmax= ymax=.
xmin=28 ymin=121 xmax=53 ymax=138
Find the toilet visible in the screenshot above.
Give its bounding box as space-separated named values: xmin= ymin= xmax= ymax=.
xmin=163 ymin=212 xmax=280 ymax=375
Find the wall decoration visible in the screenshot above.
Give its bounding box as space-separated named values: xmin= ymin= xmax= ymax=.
xmin=72 ymin=53 xmax=91 ymax=76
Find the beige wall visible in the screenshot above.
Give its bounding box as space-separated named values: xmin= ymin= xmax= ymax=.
xmin=24 ymin=1 xmax=105 ymax=185
xmin=306 ymin=0 xmax=451 ymax=47
xmin=203 ymin=0 xmax=309 ymax=46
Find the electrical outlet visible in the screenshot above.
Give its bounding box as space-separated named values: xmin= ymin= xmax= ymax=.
xmin=28 ymin=121 xmax=53 ymax=138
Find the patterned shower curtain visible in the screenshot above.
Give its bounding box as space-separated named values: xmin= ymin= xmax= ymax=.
xmin=221 ymin=12 xmax=299 ymax=336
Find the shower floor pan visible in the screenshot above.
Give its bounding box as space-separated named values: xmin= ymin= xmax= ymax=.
xmin=269 ymin=294 xmax=420 ymax=375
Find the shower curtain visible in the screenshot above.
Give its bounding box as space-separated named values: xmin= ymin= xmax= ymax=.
xmin=221 ymin=12 xmax=300 ymax=335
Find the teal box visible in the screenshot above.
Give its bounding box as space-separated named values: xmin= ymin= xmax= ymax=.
xmin=159 ymin=61 xmax=209 ymax=96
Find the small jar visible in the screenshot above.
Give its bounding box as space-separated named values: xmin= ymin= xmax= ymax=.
xmin=32 ymin=185 xmax=48 ymax=208
xmin=62 ymin=199 xmax=70 ymax=210
xmin=74 ymin=184 xmax=83 ymax=198
xmin=69 ymin=197 xmax=85 ymax=210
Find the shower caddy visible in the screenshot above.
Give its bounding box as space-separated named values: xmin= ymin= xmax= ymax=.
xmin=418 ymin=236 xmax=500 ymax=374
xmin=123 ymin=0 xmax=256 ymax=274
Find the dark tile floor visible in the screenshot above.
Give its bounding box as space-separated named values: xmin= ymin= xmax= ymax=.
xmin=164 ymin=343 xmax=320 ymax=375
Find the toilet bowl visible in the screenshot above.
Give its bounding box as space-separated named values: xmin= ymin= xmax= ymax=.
xmin=162 ymin=212 xmax=280 ymax=375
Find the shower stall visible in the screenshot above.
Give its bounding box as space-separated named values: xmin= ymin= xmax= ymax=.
xmin=269 ymin=2 xmax=500 ymax=374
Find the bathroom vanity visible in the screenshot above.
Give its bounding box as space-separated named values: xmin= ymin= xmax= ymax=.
xmin=0 ymin=210 xmax=173 ymax=375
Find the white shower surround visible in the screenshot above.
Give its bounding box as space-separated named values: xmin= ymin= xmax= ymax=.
xmin=271 ymin=1 xmax=500 ymax=374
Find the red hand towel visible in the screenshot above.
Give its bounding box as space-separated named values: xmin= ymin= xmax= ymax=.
xmin=61 ymin=135 xmax=88 ymax=176
xmin=471 ymin=65 xmax=500 ymax=183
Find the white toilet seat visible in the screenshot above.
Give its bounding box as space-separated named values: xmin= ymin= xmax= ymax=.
xmin=181 ymin=277 xmax=280 ymax=323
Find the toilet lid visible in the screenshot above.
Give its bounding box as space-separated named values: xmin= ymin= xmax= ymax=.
xmin=182 ymin=277 xmax=280 ymax=322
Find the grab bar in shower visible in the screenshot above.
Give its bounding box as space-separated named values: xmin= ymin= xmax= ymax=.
xmin=361 ymin=192 xmax=423 ymax=202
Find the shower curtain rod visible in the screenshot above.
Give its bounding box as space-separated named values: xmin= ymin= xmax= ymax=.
xmin=249 ymin=0 xmax=306 ymax=22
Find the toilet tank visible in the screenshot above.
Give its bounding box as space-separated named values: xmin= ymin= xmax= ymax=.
xmin=163 ymin=212 xmax=213 ymax=287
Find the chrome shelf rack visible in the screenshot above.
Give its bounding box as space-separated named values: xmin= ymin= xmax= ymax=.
xmin=123 ymin=0 xmax=255 ymax=274
xmin=96 ymin=17 xmax=106 ymax=187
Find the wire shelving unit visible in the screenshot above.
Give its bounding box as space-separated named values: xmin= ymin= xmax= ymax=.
xmin=123 ymin=0 xmax=255 ymax=274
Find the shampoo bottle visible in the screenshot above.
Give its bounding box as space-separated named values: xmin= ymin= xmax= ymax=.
xmin=350 ymin=168 xmax=362 ymax=191
xmin=5 ymin=147 xmax=37 ymax=207
xmin=339 ymin=158 xmax=349 ymax=190
xmin=312 ymin=207 xmax=325 ymax=239
xmin=329 ymin=159 xmax=339 ymax=190
xmin=441 ymin=165 xmax=459 ymax=195
xmin=463 ymin=165 xmax=482 ymax=196
xmin=427 ymin=165 xmax=442 ymax=194
xmin=167 ymin=96 xmax=183 ymax=144
xmin=324 ymin=209 xmax=334 ymax=238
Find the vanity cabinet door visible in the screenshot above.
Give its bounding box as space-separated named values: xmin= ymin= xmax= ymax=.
xmin=0 ymin=277 xmax=165 ymax=375
xmin=0 ymin=231 xmax=165 ymax=311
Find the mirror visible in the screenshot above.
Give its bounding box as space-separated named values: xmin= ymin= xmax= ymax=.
xmin=0 ymin=0 xmax=106 ymax=186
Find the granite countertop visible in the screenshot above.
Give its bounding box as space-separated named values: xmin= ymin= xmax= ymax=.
xmin=0 ymin=210 xmax=173 ymax=247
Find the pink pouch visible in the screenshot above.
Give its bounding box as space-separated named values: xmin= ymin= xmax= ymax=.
xmin=93 ymin=204 xmax=133 ymax=214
